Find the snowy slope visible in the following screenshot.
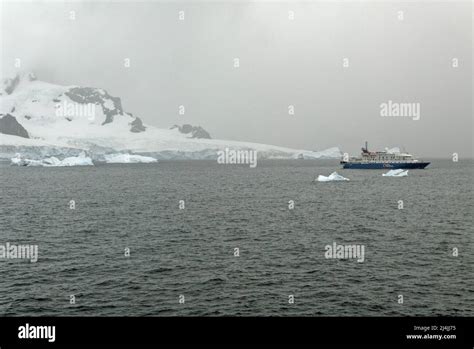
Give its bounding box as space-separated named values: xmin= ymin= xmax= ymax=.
xmin=0 ymin=72 xmax=342 ymax=160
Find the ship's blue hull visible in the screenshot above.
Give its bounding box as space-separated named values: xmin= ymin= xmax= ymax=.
xmin=342 ymin=162 xmax=430 ymax=169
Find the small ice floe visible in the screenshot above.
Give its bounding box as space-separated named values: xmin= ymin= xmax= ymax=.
xmin=382 ymin=169 xmax=408 ymax=177
xmin=10 ymin=152 xmax=93 ymax=167
xmin=317 ymin=171 xmax=350 ymax=182
xmin=103 ymin=153 xmax=157 ymax=164
xmin=11 ymin=154 xmax=33 ymax=166
xmin=59 ymin=152 xmax=94 ymax=166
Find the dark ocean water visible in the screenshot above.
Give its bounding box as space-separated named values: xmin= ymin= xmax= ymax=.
xmin=0 ymin=159 xmax=472 ymax=316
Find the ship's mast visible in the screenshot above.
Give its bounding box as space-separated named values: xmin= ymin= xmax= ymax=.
xmin=365 ymin=141 xmax=368 ymax=152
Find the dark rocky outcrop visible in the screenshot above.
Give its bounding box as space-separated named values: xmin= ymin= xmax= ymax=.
xmin=63 ymin=88 xmax=146 ymax=133
xmin=130 ymin=116 xmax=146 ymax=133
xmin=65 ymin=87 xmax=123 ymax=125
xmin=2 ymin=75 xmax=20 ymax=95
xmin=1 ymin=72 xmax=37 ymax=95
xmin=0 ymin=114 xmax=29 ymax=138
xmin=171 ymin=124 xmax=211 ymax=139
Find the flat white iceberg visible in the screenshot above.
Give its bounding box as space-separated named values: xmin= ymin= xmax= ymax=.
xmin=10 ymin=152 xmax=93 ymax=167
xmin=317 ymin=171 xmax=350 ymax=182
xmin=382 ymin=169 xmax=408 ymax=177
xmin=104 ymin=153 xmax=157 ymax=164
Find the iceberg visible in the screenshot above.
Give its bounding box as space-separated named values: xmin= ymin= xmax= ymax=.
xmin=10 ymin=152 xmax=93 ymax=167
xmin=382 ymin=169 xmax=408 ymax=177
xmin=11 ymin=154 xmax=45 ymax=167
xmin=317 ymin=171 xmax=350 ymax=182
xmin=103 ymin=153 xmax=157 ymax=164
xmin=59 ymin=152 xmax=94 ymax=166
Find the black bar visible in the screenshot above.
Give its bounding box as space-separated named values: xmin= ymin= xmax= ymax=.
xmin=0 ymin=317 xmax=472 ymax=347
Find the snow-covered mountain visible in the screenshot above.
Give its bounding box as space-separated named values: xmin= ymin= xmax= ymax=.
xmin=0 ymin=72 xmax=341 ymax=161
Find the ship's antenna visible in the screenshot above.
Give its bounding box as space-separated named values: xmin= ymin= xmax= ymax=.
xmin=365 ymin=141 xmax=368 ymax=151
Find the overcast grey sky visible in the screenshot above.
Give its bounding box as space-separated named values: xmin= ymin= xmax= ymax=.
xmin=1 ymin=0 xmax=472 ymax=157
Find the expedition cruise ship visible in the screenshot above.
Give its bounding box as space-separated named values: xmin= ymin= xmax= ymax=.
xmin=341 ymin=142 xmax=430 ymax=169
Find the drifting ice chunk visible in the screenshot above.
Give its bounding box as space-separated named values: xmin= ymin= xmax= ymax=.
xmin=104 ymin=153 xmax=157 ymax=164
xmin=382 ymin=169 xmax=408 ymax=177
xmin=11 ymin=154 xmax=29 ymax=166
xmin=317 ymin=171 xmax=350 ymax=182
xmin=10 ymin=154 xmax=44 ymax=166
xmin=10 ymin=152 xmax=93 ymax=167
xmin=59 ymin=152 xmax=94 ymax=166
xmin=41 ymin=157 xmax=61 ymax=166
